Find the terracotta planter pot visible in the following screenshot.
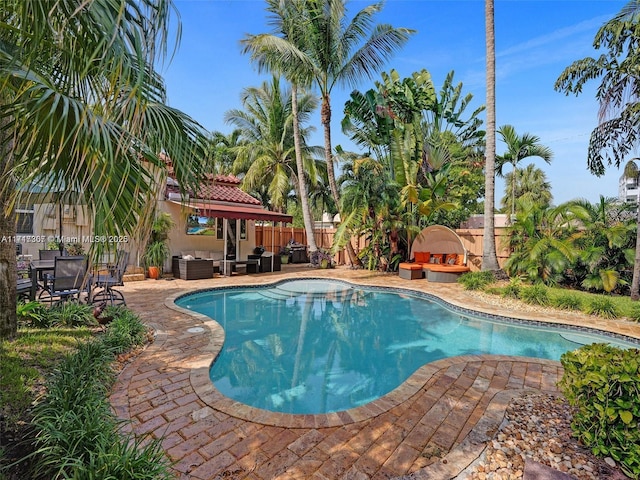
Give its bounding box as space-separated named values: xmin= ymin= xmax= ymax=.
xmin=147 ymin=266 xmax=160 ymax=279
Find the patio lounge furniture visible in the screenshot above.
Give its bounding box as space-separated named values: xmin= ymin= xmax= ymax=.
xmin=408 ymin=226 xmax=471 ymax=283
xmin=38 ymin=255 xmax=87 ymax=305
xmin=174 ymin=258 xmax=214 ymax=280
xmin=398 ymin=262 xmax=423 ymax=280
xmin=90 ymin=250 xmax=129 ymax=305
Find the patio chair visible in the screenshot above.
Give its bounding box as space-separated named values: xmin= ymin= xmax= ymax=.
xmin=38 ymin=255 xmax=88 ymax=305
xmin=16 ymin=278 xmax=32 ymax=302
xmin=37 ymin=249 xmax=59 ymax=284
xmin=90 ymin=250 xmax=129 ymax=305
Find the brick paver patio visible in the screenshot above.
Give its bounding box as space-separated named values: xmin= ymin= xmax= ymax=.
xmin=109 ymin=267 xmax=640 ymax=479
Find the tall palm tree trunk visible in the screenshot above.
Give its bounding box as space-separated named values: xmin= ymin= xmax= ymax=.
xmin=511 ymin=165 xmax=517 ymax=216
xmin=321 ymin=97 xmax=340 ymax=206
xmin=631 ymin=201 xmax=640 ymax=300
xmin=292 ymin=83 xmax=318 ymax=253
xmin=0 ymin=128 xmax=17 ymax=338
xmin=321 ymin=95 xmax=359 ymax=266
xmin=482 ymin=0 xmax=501 ymax=272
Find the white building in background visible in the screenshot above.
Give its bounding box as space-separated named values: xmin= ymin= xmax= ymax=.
xmin=619 ymin=173 xmax=639 ymax=204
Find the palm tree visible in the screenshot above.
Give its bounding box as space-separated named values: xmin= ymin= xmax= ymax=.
xmin=291 ymin=0 xmax=415 ymax=207
xmin=496 ymin=125 xmax=553 ymax=216
xmin=555 ymin=1 xmax=640 ymax=176
xmin=240 ymin=0 xmax=319 ymax=252
xmin=0 ymin=0 xmax=206 ymax=338
xmin=206 ymin=130 xmax=243 ymax=175
xmin=504 ymin=200 xmax=582 ymax=285
xmin=568 ymin=196 xmax=634 ymax=293
xmin=555 ymin=2 xmax=640 ymax=298
xmin=500 ymin=163 xmax=553 ymax=214
xmin=623 ymin=159 xmax=640 ymax=299
xmin=334 ymin=156 xmax=401 ymax=270
xmin=225 ymin=77 xmax=319 ymax=213
xmin=482 ymin=0 xmax=501 ymax=272
xmin=243 ymin=0 xmax=414 ymax=263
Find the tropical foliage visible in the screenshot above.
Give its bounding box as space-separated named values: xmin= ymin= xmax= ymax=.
xmin=225 ymin=77 xmax=319 ymax=212
xmin=555 ymin=0 xmax=640 ymax=299
xmin=242 ymin=0 xmax=414 ymax=263
xmin=338 ymin=69 xmax=485 ymax=267
xmin=0 ymin=0 xmax=207 ymax=338
xmin=496 ymin=125 xmax=553 ymax=215
xmin=503 ymin=196 xmax=637 ymax=294
xmin=499 ymin=164 xmax=553 ymax=214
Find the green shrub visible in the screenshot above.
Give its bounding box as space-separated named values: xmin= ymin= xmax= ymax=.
xmin=501 ymin=279 xmax=521 ymax=299
xmin=519 ymin=284 xmax=550 ymax=306
xmin=102 ymin=307 xmax=148 ymax=353
xmin=458 ymin=271 xmax=495 ymax=290
xmin=560 ymin=344 xmax=640 ymax=478
xmin=551 ymin=292 xmax=583 ymax=311
xmin=16 ymin=301 xmax=50 ymax=328
xmin=628 ymin=303 xmax=640 ymax=322
xmin=584 ymin=296 xmax=619 ymax=318
xmin=23 ymin=307 xmax=171 ymax=479
xmin=48 ymin=302 xmax=95 ymax=327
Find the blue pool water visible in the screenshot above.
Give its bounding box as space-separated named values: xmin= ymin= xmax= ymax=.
xmin=176 ymin=279 xmax=638 ymax=414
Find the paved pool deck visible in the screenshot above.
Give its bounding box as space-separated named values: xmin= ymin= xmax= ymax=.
xmin=109 ymin=266 xmax=640 ymax=479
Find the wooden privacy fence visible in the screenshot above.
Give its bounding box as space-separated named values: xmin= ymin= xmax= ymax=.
xmin=254 ymin=225 xmax=364 ymax=264
xmin=255 ymin=225 xmax=510 ymax=270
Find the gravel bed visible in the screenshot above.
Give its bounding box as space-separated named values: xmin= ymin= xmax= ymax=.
xmin=462 ymin=393 xmax=630 ymax=479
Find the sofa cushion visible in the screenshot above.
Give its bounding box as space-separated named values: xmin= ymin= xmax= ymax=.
xmin=195 ymin=250 xmax=211 ymax=259
xmin=210 ymin=251 xmax=224 ymax=261
xmin=414 ymin=251 xmax=430 ymax=263
xmin=181 ymin=250 xmax=196 ymax=259
xmin=445 ymin=254 xmax=458 ymax=265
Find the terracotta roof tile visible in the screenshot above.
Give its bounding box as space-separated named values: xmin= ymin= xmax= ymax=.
xmin=196 ymin=183 xmax=261 ymax=205
xmin=165 ymin=173 xmax=260 ymax=206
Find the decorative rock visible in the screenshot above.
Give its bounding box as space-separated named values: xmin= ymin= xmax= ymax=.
xmin=462 ymin=393 xmax=627 ymax=480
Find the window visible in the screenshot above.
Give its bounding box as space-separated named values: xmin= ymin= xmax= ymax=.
xmin=187 ymin=215 xmax=247 ymax=241
xmin=16 ymin=205 xmax=34 ymax=234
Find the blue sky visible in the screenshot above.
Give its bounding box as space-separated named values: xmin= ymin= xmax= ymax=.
xmin=162 ymin=0 xmax=631 ymax=206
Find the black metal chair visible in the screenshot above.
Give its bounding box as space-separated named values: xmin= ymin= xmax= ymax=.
xmin=37 ymin=249 xmax=59 ymax=285
xmin=16 ymin=278 xmax=32 ymax=302
xmin=90 ymin=250 xmax=129 ymax=305
xmin=38 ymin=256 xmax=88 ymax=305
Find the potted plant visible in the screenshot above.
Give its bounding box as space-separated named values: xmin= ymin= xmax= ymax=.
xmin=279 ymin=246 xmax=291 ymax=264
xmin=310 ymin=249 xmax=333 ymax=269
xmin=65 ymin=242 xmax=85 ymax=256
xmin=143 ymin=241 xmax=169 ymax=279
xmin=143 ymin=213 xmax=174 ymax=279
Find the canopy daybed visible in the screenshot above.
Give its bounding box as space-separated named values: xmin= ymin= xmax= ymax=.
xmin=399 ymin=225 xmax=470 ymax=282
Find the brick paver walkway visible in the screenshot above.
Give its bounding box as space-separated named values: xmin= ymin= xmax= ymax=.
xmin=109 ymin=267 xmax=640 ymax=479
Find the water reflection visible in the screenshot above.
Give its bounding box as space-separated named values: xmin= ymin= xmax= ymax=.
xmin=176 ymin=281 xmax=634 ymax=414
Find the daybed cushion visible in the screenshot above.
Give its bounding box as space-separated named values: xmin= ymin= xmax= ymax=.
xmin=399 ymin=262 xmax=423 ymax=271
xmin=423 ymin=264 xmax=470 ymax=273
xmin=414 ymin=251 xmax=430 ymax=263
xmin=430 ymin=254 xmax=444 ymax=264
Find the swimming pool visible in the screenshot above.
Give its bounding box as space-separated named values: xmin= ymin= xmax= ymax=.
xmin=176 ymin=279 xmax=639 ymax=415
